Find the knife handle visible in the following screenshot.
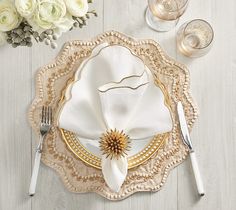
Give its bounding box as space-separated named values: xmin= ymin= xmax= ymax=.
xmin=190 ymin=151 xmax=205 ymax=196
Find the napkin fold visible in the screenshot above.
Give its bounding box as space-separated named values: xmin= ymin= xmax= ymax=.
xmin=58 ymin=45 xmax=173 ymax=192
xmin=98 ymin=72 xmax=149 ymax=131
xmin=101 ymin=155 xmax=128 ymax=192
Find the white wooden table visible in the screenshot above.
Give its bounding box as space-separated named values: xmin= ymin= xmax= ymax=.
xmin=0 ymin=0 xmax=235 ymax=209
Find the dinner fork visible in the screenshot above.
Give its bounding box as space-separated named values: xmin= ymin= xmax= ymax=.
xmin=29 ymin=106 xmax=52 ymax=196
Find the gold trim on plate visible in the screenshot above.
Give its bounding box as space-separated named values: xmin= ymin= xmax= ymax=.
xmin=61 ymin=128 xmax=169 ymax=169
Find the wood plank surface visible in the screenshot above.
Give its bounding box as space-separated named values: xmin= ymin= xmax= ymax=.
xmin=0 ymin=0 xmax=235 ymax=209
xmin=0 ymin=47 xmax=32 ymax=210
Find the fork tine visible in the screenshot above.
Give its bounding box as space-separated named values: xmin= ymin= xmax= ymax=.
xmin=50 ymin=107 xmax=52 ymax=125
xmin=47 ymin=106 xmax=50 ymax=124
xmin=48 ymin=107 xmax=52 ymax=125
xmin=44 ymin=106 xmax=47 ymax=124
xmin=45 ymin=106 xmax=49 ymax=124
xmin=41 ymin=106 xmax=45 ymax=123
xmin=45 ymin=106 xmax=48 ymax=124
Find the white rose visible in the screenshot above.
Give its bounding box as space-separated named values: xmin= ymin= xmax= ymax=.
xmin=0 ymin=1 xmax=22 ymax=32
xmin=15 ymin=0 xmax=36 ymax=18
xmin=0 ymin=31 xmax=6 ymax=45
xmin=53 ymin=14 xmax=74 ymax=36
xmin=29 ymin=0 xmax=67 ymax=30
xmin=64 ymin=0 xmax=88 ymax=17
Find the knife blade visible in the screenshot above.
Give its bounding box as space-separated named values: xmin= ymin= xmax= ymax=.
xmin=177 ymin=101 xmax=205 ymax=196
xmin=177 ymin=102 xmax=193 ymax=151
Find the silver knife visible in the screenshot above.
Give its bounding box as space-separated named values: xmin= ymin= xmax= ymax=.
xmin=177 ymin=102 xmax=205 ymax=196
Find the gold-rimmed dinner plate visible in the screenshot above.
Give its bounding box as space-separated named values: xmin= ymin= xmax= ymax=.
xmin=57 ymin=44 xmax=172 ymax=169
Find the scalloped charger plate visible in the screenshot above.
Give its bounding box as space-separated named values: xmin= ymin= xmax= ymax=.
xmin=28 ymin=31 xmax=198 ymax=200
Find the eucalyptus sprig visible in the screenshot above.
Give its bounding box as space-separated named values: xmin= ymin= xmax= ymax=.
xmin=72 ymin=10 xmax=98 ymax=29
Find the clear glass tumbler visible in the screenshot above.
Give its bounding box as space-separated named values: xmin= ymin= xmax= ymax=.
xmin=176 ymin=19 xmax=214 ymax=57
xmin=145 ymin=0 xmax=189 ymax=32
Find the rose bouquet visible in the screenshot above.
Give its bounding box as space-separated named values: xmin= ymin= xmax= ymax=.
xmin=0 ymin=0 xmax=97 ymax=48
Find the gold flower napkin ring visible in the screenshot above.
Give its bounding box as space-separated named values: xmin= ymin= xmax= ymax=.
xmin=99 ymin=129 xmax=131 ymax=159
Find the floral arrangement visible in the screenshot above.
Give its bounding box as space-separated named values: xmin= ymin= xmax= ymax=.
xmin=0 ymin=0 xmax=97 ymax=48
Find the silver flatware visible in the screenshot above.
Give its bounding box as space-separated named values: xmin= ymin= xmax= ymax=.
xmin=29 ymin=106 xmax=52 ymax=196
xmin=177 ymin=101 xmax=205 ymax=196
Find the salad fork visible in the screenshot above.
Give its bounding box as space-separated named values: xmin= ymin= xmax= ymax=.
xmin=29 ymin=106 xmax=52 ymax=196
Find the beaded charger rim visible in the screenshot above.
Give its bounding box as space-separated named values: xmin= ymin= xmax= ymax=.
xmin=28 ymin=31 xmax=198 ymax=200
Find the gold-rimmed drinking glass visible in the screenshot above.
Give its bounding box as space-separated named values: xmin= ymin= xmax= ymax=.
xmin=145 ymin=0 xmax=189 ymax=32
xmin=176 ymin=19 xmax=214 ymax=58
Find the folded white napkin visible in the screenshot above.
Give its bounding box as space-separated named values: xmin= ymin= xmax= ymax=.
xmin=58 ymin=45 xmax=173 ymax=192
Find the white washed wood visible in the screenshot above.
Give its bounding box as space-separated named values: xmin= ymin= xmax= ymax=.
xmin=0 ymin=0 xmax=236 ymax=209
xmin=0 ymin=47 xmax=32 ymax=210
xmin=177 ymin=0 xmax=236 ymax=210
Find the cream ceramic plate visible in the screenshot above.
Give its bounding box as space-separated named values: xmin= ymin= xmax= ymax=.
xmin=28 ymin=31 xmax=198 ymax=200
xmin=58 ymin=44 xmax=172 ymax=169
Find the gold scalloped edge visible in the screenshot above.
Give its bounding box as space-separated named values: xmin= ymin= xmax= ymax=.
xmin=28 ymin=30 xmax=198 ymax=200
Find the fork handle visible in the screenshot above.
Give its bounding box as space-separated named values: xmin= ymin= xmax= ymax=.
xmin=29 ymin=136 xmax=43 ymax=196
